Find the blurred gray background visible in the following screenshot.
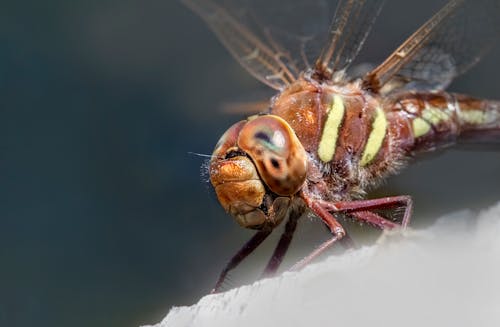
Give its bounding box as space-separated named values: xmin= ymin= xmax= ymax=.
xmin=0 ymin=1 xmax=499 ymax=326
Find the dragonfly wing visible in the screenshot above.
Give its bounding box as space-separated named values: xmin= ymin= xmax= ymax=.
xmin=183 ymin=0 xmax=351 ymax=88
xmin=315 ymin=0 xmax=385 ymax=80
xmin=181 ymin=0 xmax=298 ymax=89
xmin=364 ymin=0 xmax=500 ymax=93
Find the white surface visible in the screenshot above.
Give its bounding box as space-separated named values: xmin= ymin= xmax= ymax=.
xmin=145 ymin=202 xmax=500 ymax=327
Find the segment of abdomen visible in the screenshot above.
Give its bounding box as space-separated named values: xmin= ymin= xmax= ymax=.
xmin=454 ymin=94 xmax=500 ymax=143
xmin=392 ymin=92 xmax=500 ymax=154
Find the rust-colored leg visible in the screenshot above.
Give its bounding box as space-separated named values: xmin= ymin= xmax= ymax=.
xmin=290 ymin=201 xmax=346 ymax=271
xmin=212 ymin=229 xmax=271 ymax=293
xmin=261 ymin=212 xmax=300 ymax=277
xmin=291 ymin=195 xmax=413 ymax=271
xmin=321 ymin=221 xmax=356 ymax=249
xmin=350 ymin=210 xmax=398 ymax=229
xmin=291 ymin=235 xmax=341 ymax=271
xmin=319 ymin=195 xmax=413 ymax=228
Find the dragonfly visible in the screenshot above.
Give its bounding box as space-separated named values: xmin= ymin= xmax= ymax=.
xmin=182 ymin=0 xmax=500 ymax=292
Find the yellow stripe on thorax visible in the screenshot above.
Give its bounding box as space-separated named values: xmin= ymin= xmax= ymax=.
xmin=360 ymin=107 xmax=387 ymax=167
xmin=318 ymin=95 xmax=345 ymax=162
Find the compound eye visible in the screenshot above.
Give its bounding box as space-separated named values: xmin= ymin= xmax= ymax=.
xmin=212 ymin=121 xmax=246 ymax=160
xmin=251 ymin=127 xmax=288 ymax=176
xmin=238 ymin=115 xmax=307 ymax=196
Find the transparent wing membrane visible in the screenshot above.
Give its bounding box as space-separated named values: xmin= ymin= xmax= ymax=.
xmin=181 ymin=0 xmax=298 ymax=89
xmin=184 ymin=0 xmax=500 ymax=92
xmin=182 ymin=0 xmax=349 ymax=89
xmin=183 ymin=0 xmax=384 ymax=85
xmin=315 ymin=0 xmax=385 ymax=80
xmin=226 ymin=0 xmax=335 ymax=72
xmin=364 ymin=0 xmax=500 ymax=93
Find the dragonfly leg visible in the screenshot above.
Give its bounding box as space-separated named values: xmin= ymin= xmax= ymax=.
xmin=321 ymin=222 xmax=357 ymax=249
xmin=261 ymin=212 xmax=300 ymax=278
xmin=350 ymin=210 xmax=399 ymax=229
xmin=290 ymin=201 xmax=346 ymax=271
xmin=319 ymin=195 xmax=413 ymax=228
xmin=212 ymin=229 xmax=271 ymax=293
xmin=290 ymin=236 xmax=343 ymax=271
xmin=290 ymin=195 xmax=413 ymax=271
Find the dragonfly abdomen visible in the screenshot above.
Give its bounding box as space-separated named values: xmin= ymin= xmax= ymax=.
xmin=391 ymin=93 xmax=461 ymax=154
xmin=392 ymin=92 xmax=500 ymax=154
xmin=455 ymin=95 xmax=500 ymax=144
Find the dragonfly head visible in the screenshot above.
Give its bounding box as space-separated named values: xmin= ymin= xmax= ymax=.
xmin=209 ymin=115 xmax=307 ymax=230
